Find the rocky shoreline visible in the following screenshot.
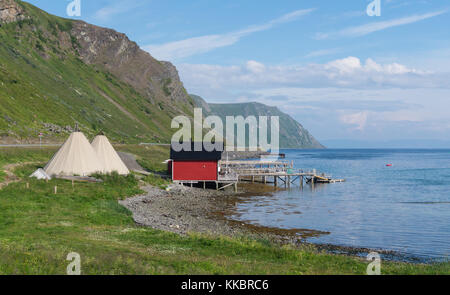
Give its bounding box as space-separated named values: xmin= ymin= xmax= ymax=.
xmin=120 ymin=184 xmax=328 ymax=242
xmin=119 ymin=183 xmax=413 ymax=262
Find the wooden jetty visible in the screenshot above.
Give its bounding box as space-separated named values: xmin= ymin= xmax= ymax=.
xmin=218 ymin=160 xmax=345 ymax=189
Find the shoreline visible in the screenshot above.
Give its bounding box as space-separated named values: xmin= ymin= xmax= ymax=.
xmin=119 ymin=183 xmax=427 ymax=264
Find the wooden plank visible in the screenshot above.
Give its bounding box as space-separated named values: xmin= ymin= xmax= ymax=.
xmin=218 ymin=182 xmax=237 ymax=191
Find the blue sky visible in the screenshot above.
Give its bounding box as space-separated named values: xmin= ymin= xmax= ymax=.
xmin=25 ymin=0 xmax=450 ymax=143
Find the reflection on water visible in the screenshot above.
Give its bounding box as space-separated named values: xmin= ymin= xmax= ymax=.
xmin=231 ymin=149 xmax=450 ymax=261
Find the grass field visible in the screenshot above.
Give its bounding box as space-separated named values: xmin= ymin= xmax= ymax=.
xmin=0 ymin=146 xmax=448 ymax=275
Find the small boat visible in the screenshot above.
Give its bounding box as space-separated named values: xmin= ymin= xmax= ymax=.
xmin=386 ymin=164 xmax=393 ymax=167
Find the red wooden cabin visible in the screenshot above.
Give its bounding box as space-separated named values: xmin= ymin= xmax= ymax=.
xmin=169 ymin=142 xmax=223 ymax=182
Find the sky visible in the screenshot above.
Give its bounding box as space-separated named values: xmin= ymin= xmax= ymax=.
xmin=25 ymin=0 xmax=450 ymax=145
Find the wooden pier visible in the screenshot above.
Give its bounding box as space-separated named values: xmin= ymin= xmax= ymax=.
xmin=218 ymin=160 xmax=345 ymax=189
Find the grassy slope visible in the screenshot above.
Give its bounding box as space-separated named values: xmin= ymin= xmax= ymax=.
xmin=0 ymin=147 xmax=448 ymax=274
xmin=0 ymin=170 xmax=6 ymax=182
xmin=0 ymin=2 xmax=190 ymax=143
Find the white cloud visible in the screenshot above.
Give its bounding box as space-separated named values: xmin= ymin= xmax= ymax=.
xmin=326 ymin=56 xmax=362 ymax=73
xmin=325 ymin=57 xmax=423 ymax=75
xmin=178 ymin=57 xmax=445 ymax=93
xmin=305 ymin=48 xmax=341 ymax=58
xmin=178 ymin=57 xmax=450 ymax=139
xmin=376 ymin=110 xmax=426 ymax=123
xmin=245 ymin=60 xmax=266 ymax=74
xmin=316 ymin=10 xmax=447 ymax=39
xmin=338 ymin=108 xmax=430 ymax=134
xmin=340 ymin=111 xmax=369 ymax=131
xmin=93 ymin=1 xmax=144 ymax=22
xmin=143 ymin=8 xmax=314 ymax=60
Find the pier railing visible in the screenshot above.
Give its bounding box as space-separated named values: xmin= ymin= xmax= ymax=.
xmin=218 ymin=160 xmax=344 ymax=186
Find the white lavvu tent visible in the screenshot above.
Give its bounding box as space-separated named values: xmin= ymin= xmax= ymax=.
xmin=44 ymin=132 xmax=104 ymax=177
xmin=91 ymin=134 xmax=130 ymax=175
xmin=30 ymin=168 xmax=51 ymax=180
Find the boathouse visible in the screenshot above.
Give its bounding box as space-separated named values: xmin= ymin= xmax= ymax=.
xmin=169 ymin=142 xmax=223 ymax=183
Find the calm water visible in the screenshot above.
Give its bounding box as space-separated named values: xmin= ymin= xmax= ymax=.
xmin=232 ymin=149 xmax=450 ymax=261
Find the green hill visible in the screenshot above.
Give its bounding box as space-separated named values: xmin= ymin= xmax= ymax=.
xmin=0 ymin=0 xmax=194 ymax=144
xmin=0 ymin=0 xmax=323 ymax=148
xmin=191 ymin=95 xmax=324 ymax=149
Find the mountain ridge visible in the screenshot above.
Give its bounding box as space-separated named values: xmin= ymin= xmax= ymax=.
xmin=0 ymin=0 xmax=194 ymax=144
xmin=0 ymin=0 xmax=323 ymax=149
xmin=191 ymin=95 xmax=324 ymax=149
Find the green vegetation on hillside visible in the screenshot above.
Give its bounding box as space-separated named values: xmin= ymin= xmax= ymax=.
xmin=0 ymin=146 xmax=448 ymax=274
xmin=0 ymin=1 xmax=192 ymax=144
xmin=1 ymin=1 xmax=325 ymax=149
xmin=0 ymin=170 xmax=6 ymax=183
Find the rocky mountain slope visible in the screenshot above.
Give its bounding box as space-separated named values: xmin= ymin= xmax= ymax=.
xmin=0 ymin=0 xmax=323 ymax=148
xmin=0 ymin=0 xmax=194 ymax=143
xmin=0 ymin=0 xmax=26 ymax=23
xmin=191 ymin=95 xmax=324 ymax=149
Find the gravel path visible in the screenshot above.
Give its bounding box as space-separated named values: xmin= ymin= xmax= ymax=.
xmin=117 ymin=152 xmax=148 ymax=174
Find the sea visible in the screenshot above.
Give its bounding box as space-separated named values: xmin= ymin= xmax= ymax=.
xmin=230 ymin=149 xmax=450 ymax=262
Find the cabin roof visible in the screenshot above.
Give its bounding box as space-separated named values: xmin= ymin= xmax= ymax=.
xmin=170 ymin=142 xmax=223 ymax=161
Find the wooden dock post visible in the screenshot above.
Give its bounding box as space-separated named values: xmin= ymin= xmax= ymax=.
xmin=274 ymin=176 xmax=278 ymax=187
xmin=234 ymin=182 xmax=238 ymax=193
xmin=288 ymin=176 xmax=291 ymax=188
xmin=300 ymin=176 xmax=303 ymax=189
